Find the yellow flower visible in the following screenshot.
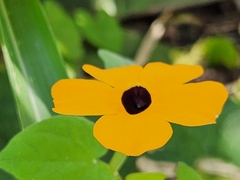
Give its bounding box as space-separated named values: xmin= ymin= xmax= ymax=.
xmin=51 ymin=62 xmax=228 ymax=156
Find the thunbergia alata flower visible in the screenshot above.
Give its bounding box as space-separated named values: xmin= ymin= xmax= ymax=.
xmin=51 ymin=62 xmax=228 ymax=156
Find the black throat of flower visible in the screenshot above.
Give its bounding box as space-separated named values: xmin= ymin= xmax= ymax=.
xmin=121 ymin=86 xmax=152 ymax=115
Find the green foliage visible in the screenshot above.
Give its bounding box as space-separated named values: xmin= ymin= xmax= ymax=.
xmin=115 ymin=0 xmax=215 ymax=17
xmin=75 ymin=9 xmax=124 ymax=52
xmin=0 ymin=27 xmax=2 ymax=45
xmin=98 ymin=49 xmax=133 ymax=68
xmin=170 ymin=42 xmax=203 ymax=65
xmin=0 ymin=72 xmax=19 ymax=151
xmin=0 ymin=0 xmax=68 ymax=128
xmin=126 ymin=172 xmax=165 ymax=180
xmin=44 ymin=0 xmax=84 ymax=61
xmin=177 ymin=162 xmax=203 ymax=180
xmin=172 ymin=36 xmax=238 ymax=69
xmin=203 ymin=37 xmax=238 ymax=69
xmin=219 ymin=109 xmax=240 ymax=166
xmin=0 ymin=0 xmax=239 ymax=179
xmin=0 ymin=116 xmax=116 ymax=180
xmin=150 ymin=43 xmax=172 ymax=64
xmin=0 ymin=72 xmax=19 ymax=180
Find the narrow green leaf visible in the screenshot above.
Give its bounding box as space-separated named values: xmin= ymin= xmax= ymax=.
xmin=115 ymin=0 xmax=218 ymax=17
xmin=0 ymin=26 xmax=2 ymax=45
xmin=0 ymin=116 xmax=115 ymax=180
xmin=0 ymin=0 xmax=68 ymax=128
xmin=0 ymin=170 xmax=17 ymax=180
xmin=43 ymin=0 xmax=84 ymax=61
xmin=126 ymin=172 xmax=166 ymax=180
xmin=98 ymin=49 xmax=133 ymax=68
xmin=75 ymin=10 xmax=124 ymax=52
xmin=177 ymin=162 xmax=202 ymax=180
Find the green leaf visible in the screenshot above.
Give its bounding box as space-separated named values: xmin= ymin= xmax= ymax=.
xmin=150 ymin=43 xmax=172 ymax=64
xmin=93 ymin=0 xmax=117 ymax=16
xmin=0 ymin=72 xmax=19 ymax=151
xmin=75 ymin=9 xmax=124 ymax=52
xmin=126 ymin=172 xmax=165 ymax=180
xmin=0 ymin=0 xmax=68 ymax=128
xmin=177 ymin=162 xmax=202 ymax=180
xmin=218 ymin=108 xmax=240 ymax=166
xmin=115 ymin=0 xmax=220 ymax=17
xmin=0 ymin=26 xmax=2 ymax=45
xmin=98 ymin=49 xmax=133 ymax=68
xmin=0 ymin=116 xmax=116 ymax=180
xmin=203 ymin=36 xmax=238 ymax=69
xmin=43 ymin=0 xmax=84 ymax=61
xmin=0 ymin=170 xmax=17 ymax=180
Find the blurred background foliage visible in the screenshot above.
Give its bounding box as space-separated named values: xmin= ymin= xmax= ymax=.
xmin=1 ymin=0 xmax=240 ymax=179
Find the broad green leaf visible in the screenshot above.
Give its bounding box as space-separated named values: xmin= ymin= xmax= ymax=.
xmin=219 ymin=108 xmax=240 ymax=166
xmin=75 ymin=9 xmax=124 ymax=52
xmin=98 ymin=49 xmax=133 ymax=68
xmin=43 ymin=0 xmax=84 ymax=61
xmin=0 ymin=116 xmax=116 ymax=180
xmin=177 ymin=162 xmax=202 ymax=180
xmin=0 ymin=0 xmax=68 ymax=128
xmin=0 ymin=170 xmax=16 ymax=180
xmin=126 ymin=172 xmax=166 ymax=180
xmin=203 ymin=36 xmax=238 ymax=69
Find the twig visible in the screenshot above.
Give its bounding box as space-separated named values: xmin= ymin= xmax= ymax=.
xmin=134 ymin=11 xmax=173 ymax=66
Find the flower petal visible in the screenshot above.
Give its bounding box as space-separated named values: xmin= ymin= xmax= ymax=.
xmin=83 ymin=64 xmax=143 ymax=88
xmin=93 ymin=112 xmax=173 ymax=156
xmin=141 ymin=62 xmax=203 ymax=91
xmin=52 ymin=79 xmax=121 ymax=115
xmin=149 ymin=81 xmax=228 ymax=126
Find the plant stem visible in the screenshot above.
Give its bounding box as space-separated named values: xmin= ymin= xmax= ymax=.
xmin=134 ymin=11 xmax=173 ymax=66
xmin=109 ymin=152 xmax=127 ymax=176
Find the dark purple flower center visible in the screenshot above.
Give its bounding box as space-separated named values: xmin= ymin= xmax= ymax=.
xmin=121 ymin=86 xmax=152 ymax=115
